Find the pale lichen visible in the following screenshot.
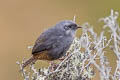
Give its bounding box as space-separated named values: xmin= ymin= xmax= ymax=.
xmin=17 ymin=9 xmax=120 ymax=80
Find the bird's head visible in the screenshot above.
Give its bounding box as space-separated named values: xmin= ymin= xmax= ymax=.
xmin=55 ymin=20 xmax=82 ymax=37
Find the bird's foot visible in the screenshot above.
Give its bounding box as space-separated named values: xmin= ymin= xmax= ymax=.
xmin=48 ymin=61 xmax=58 ymax=72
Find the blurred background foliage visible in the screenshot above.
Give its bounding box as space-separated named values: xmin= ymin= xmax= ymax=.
xmin=0 ymin=0 xmax=120 ymax=80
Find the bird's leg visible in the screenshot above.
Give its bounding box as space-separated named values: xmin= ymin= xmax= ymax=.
xmin=49 ymin=61 xmax=54 ymax=66
xmin=48 ymin=61 xmax=58 ymax=72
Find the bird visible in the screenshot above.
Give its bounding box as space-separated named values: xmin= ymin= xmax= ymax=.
xmin=22 ymin=20 xmax=82 ymax=69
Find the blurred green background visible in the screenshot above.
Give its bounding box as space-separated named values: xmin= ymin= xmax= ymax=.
xmin=0 ymin=0 xmax=119 ymax=80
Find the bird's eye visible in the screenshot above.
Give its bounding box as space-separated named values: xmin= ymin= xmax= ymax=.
xmin=64 ymin=26 xmax=69 ymax=30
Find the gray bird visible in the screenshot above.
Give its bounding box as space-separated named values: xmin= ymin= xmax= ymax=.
xmin=22 ymin=20 xmax=82 ymax=68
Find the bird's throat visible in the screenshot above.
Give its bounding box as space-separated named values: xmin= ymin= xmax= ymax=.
xmin=66 ymin=30 xmax=75 ymax=37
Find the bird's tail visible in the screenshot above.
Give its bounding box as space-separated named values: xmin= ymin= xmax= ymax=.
xmin=22 ymin=56 xmax=36 ymax=69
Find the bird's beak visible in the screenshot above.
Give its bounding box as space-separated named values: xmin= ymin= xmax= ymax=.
xmin=77 ymin=25 xmax=82 ymax=28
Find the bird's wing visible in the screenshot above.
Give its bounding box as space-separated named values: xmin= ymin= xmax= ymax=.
xmin=32 ymin=28 xmax=59 ymax=55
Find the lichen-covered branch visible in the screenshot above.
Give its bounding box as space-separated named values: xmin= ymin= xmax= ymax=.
xmin=17 ymin=9 xmax=120 ymax=80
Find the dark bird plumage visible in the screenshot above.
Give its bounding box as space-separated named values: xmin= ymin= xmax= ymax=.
xmin=22 ymin=20 xmax=82 ymax=68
